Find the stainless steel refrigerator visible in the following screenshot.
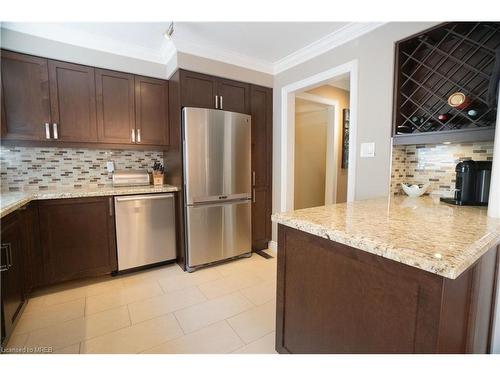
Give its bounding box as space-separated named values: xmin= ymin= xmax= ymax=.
xmin=182 ymin=107 xmax=252 ymax=271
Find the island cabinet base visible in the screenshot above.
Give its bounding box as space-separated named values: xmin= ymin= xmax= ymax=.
xmin=276 ymin=225 xmax=499 ymax=354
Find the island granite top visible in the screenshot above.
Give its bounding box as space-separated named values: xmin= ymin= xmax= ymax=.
xmin=0 ymin=184 xmax=180 ymax=219
xmin=272 ymin=195 xmax=500 ymax=279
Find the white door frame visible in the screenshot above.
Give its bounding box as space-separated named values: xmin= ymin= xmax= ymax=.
xmin=295 ymin=92 xmax=339 ymax=205
xmin=280 ymin=59 xmax=359 ymax=212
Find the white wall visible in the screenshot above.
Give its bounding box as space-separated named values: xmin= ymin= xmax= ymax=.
xmin=271 ymin=22 xmax=439 ymax=241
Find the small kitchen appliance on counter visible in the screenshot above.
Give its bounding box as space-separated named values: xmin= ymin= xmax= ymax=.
xmin=112 ymin=169 xmax=150 ymax=187
xmin=440 ymin=160 xmax=492 ymax=206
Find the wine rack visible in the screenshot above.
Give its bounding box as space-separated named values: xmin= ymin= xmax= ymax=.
xmin=393 ymin=22 xmax=500 ymax=145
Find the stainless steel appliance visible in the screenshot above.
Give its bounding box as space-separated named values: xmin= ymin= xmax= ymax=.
xmin=115 ymin=194 xmax=177 ymax=271
xmin=112 ymin=169 xmax=150 ymax=187
xmin=183 ymin=107 xmax=252 ymax=271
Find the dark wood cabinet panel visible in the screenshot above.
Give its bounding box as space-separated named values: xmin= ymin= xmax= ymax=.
xmin=96 ymin=69 xmax=135 ymax=144
xmin=250 ymin=85 xmax=273 ymax=250
xmin=0 ymin=51 xmax=51 ymax=140
xmin=1 ymin=212 xmax=26 ymax=344
xmin=217 ymin=78 xmax=250 ymax=114
xmin=251 ymin=85 xmax=272 ymax=187
xmin=276 ymin=225 xmax=499 ymax=354
xmin=38 ymin=197 xmax=117 ymax=284
xmin=135 ymin=76 xmax=169 ymax=146
xmin=48 ymin=60 xmax=98 ymax=142
xmin=252 ymin=187 xmax=271 ymax=251
xmin=179 ymin=70 xmax=217 ymax=109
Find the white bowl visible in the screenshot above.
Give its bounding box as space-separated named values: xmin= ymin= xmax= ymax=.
xmin=401 ymin=183 xmax=430 ymax=198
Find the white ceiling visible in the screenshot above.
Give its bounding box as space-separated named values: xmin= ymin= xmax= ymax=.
xmin=1 ymin=22 xmax=385 ymax=74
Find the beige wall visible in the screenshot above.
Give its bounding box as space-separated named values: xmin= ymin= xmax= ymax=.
xmin=0 ymin=28 xmax=168 ymax=79
xmin=176 ymin=51 xmax=273 ymax=87
xmin=294 ymin=100 xmax=328 ymax=209
xmin=306 ymin=85 xmax=350 ymax=203
xmin=0 ymin=28 xmax=274 ymax=88
xmin=272 ymin=22 xmax=439 ymax=242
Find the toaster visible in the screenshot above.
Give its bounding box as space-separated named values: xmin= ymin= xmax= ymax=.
xmin=112 ymin=169 xmax=150 ymax=187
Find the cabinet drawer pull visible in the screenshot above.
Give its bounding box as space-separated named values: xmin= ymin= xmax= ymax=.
xmin=45 ymin=123 xmax=51 ymax=139
xmin=53 ymin=123 xmax=58 ymax=139
xmin=131 ymin=129 xmax=136 ymax=143
xmin=252 ymin=171 xmax=256 ymax=186
xmin=253 ymin=188 xmax=256 ymax=203
xmin=215 ymin=95 xmax=219 ymax=109
xmin=137 ymin=129 xmax=141 ymax=143
xmin=220 ymin=96 xmax=223 ymax=110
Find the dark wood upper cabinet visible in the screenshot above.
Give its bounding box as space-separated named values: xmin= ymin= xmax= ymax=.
xmin=38 ymin=197 xmax=117 ymax=285
xmin=48 ymin=60 xmax=98 ymax=142
xmin=0 ymin=51 xmax=51 ymax=141
xmin=217 ymin=78 xmax=250 ymax=114
xmin=1 ymin=211 xmax=26 ymax=344
xmin=96 ymin=69 xmax=135 ymax=144
xmin=251 ymin=85 xmax=272 ymax=187
xmin=180 ymin=70 xmax=217 ymax=109
xmin=134 ymin=76 xmax=169 ymax=146
xmin=179 ymin=70 xmax=250 ymax=114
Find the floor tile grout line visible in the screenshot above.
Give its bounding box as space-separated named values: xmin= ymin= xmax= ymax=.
xmin=224 ymin=318 xmax=247 ymax=351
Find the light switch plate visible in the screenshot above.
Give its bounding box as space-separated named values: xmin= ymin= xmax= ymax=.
xmin=106 ymin=161 xmax=115 ymax=173
xmin=360 ymin=142 xmax=375 ymax=158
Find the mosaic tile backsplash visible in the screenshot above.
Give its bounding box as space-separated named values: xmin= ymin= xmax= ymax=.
xmin=391 ymin=141 xmax=494 ymax=196
xmin=0 ymin=146 xmax=164 ymax=192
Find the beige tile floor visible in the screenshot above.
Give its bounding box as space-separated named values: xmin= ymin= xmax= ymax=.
xmin=5 ymin=252 xmax=278 ymax=354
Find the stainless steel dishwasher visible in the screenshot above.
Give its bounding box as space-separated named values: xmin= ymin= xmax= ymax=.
xmin=114 ymin=193 xmax=177 ymax=271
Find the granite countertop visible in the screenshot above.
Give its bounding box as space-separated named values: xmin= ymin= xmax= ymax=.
xmin=0 ymin=184 xmax=180 ymax=219
xmin=272 ymin=195 xmax=500 ymax=279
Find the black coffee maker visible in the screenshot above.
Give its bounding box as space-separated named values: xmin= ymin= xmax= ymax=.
xmin=441 ymin=160 xmax=492 ymax=206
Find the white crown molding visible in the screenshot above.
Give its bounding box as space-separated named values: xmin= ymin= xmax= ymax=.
xmin=1 ymin=22 xmax=387 ymax=77
xmin=1 ymin=22 xmax=168 ymax=65
xmin=273 ymin=22 xmax=386 ymax=74
xmin=174 ymin=38 xmax=274 ymax=75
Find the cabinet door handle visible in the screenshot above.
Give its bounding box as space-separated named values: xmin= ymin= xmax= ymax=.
xmin=137 ymin=129 xmax=141 ymax=143
xmin=252 ymin=171 xmax=256 ymax=186
xmin=215 ymin=95 xmax=219 ymax=109
xmin=109 ymin=197 xmax=114 ymax=217
xmin=45 ymin=123 xmax=51 ymax=139
xmin=131 ymin=129 xmax=136 ymax=143
xmin=0 ymin=244 xmax=10 ymax=271
xmin=52 ymin=123 xmax=58 ymax=139
xmin=220 ymin=96 xmax=223 ymax=110
xmin=252 ymin=188 xmax=256 ymax=203
xmin=7 ymin=243 xmax=12 ymax=268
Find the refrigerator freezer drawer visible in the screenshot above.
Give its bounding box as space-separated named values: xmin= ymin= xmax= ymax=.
xmin=186 ymin=200 xmax=251 ymax=268
xmin=115 ymin=193 xmax=177 ymax=271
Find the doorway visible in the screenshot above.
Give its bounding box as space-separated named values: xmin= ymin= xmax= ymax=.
xmin=282 ymin=61 xmax=357 ymax=212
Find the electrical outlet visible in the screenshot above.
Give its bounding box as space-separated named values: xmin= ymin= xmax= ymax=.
xmin=106 ymin=161 xmax=115 ymax=173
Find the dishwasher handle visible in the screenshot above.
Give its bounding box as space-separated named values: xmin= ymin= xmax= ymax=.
xmin=115 ymin=193 xmax=175 ymax=202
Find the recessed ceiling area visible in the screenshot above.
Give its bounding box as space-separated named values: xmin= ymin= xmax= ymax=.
xmin=0 ymin=22 xmax=384 ymax=74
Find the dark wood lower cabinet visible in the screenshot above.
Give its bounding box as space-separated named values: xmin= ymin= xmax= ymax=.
xmin=38 ymin=197 xmax=117 ymax=285
xmin=276 ymin=225 xmax=499 ymax=354
xmin=1 ymin=212 xmax=27 ymax=345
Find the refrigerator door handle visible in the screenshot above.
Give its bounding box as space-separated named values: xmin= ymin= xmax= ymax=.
xmin=191 ymin=193 xmax=251 ymax=205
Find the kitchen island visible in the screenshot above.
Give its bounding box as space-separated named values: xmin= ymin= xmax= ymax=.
xmin=271 ymin=196 xmax=500 ymax=354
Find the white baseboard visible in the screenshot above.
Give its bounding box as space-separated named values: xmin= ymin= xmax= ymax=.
xmin=268 ymin=240 xmax=277 ymax=254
